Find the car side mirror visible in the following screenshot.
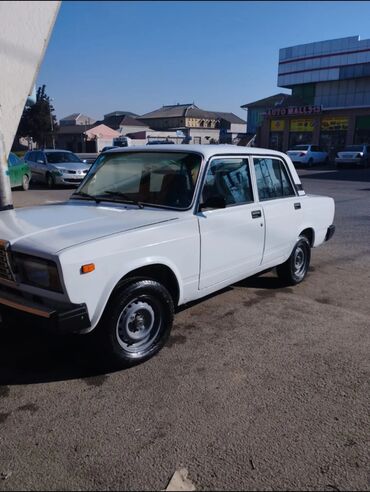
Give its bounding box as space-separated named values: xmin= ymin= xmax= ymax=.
xmin=200 ymin=195 xmax=226 ymax=210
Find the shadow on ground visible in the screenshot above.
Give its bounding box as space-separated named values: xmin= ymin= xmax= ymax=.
xmin=299 ymin=167 xmax=370 ymax=182
xmin=0 ymin=322 xmax=117 ymax=386
xmin=0 ymin=274 xmax=285 ymax=387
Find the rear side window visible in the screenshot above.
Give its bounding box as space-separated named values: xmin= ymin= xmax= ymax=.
xmin=253 ymin=157 xmax=295 ymax=200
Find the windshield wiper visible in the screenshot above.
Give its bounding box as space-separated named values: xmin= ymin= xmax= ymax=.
xmin=103 ymin=190 xmax=144 ymax=209
xmin=71 ymin=191 xmax=102 ymax=203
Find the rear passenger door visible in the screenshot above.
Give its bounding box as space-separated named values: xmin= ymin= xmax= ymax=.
xmin=253 ymin=156 xmax=302 ymax=266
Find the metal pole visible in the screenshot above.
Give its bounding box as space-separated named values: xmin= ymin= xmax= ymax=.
xmin=50 ymin=97 xmax=55 ymax=149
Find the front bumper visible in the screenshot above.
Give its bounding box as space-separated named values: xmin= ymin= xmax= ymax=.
xmin=0 ymin=285 xmax=91 ymax=333
xmin=335 ymin=158 xmax=363 ymax=166
xmin=325 ymin=224 xmax=335 ymax=242
xmin=55 ymin=175 xmax=86 ymax=186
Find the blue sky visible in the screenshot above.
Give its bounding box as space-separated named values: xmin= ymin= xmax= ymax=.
xmin=38 ymin=1 xmax=370 ymax=121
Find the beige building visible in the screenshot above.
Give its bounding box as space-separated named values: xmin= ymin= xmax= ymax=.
xmin=138 ymin=103 xmax=246 ymax=144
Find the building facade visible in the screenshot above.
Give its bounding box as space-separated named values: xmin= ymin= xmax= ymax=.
xmin=243 ymin=35 xmax=370 ymax=156
xmin=139 ymin=103 xmax=246 ymax=144
xmin=59 ymin=113 xmax=96 ymax=126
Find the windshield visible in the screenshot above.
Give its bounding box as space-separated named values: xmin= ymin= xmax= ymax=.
xmin=46 ymin=152 xmax=82 ymax=164
xmin=344 ymin=145 xmax=363 ymax=152
xmin=76 ymin=151 xmax=202 ymax=209
xmin=291 ymin=145 xmax=309 ymax=151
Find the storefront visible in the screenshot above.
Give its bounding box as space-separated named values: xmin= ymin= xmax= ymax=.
xmin=318 ymin=116 xmax=348 ymax=160
xmin=268 ymin=119 xmax=285 ymax=151
xmin=354 ymin=116 xmax=370 ymax=144
xmin=258 ymin=104 xmax=370 ymax=158
xmin=288 ymin=118 xmax=315 ymax=147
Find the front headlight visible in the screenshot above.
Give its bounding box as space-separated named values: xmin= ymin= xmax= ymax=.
xmin=12 ymin=253 xmax=63 ymax=292
xmin=56 ymin=169 xmax=70 ymax=175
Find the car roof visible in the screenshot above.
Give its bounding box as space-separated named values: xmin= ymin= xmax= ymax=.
xmin=105 ymin=144 xmax=290 ymax=160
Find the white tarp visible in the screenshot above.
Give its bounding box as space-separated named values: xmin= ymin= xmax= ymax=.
xmin=0 ymin=1 xmax=60 ymax=206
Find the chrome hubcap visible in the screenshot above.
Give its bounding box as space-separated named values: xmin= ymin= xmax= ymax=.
xmin=293 ymin=246 xmax=306 ymax=277
xmin=116 ymin=299 xmax=160 ymax=354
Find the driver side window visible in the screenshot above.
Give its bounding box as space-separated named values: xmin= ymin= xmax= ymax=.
xmin=202 ymin=158 xmax=254 ymax=207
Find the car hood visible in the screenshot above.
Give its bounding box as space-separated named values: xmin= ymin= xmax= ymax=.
xmin=0 ymin=202 xmax=179 ymax=255
xmin=52 ymin=162 xmax=90 ymax=171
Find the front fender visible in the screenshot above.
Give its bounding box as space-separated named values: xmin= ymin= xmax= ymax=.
xmin=89 ymin=256 xmax=184 ymax=330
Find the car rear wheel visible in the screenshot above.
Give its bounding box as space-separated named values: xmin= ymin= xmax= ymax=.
xmin=95 ymin=278 xmax=174 ymax=367
xmin=46 ymin=173 xmax=55 ymax=189
xmin=276 ymin=236 xmax=311 ymax=285
xmin=22 ymin=174 xmax=30 ymax=191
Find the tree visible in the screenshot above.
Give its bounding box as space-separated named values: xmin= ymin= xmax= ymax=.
xmin=16 ymin=85 xmax=58 ymax=148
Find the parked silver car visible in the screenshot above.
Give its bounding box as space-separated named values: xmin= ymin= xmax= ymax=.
xmin=335 ymin=144 xmax=370 ymax=168
xmin=24 ymin=149 xmax=90 ymax=187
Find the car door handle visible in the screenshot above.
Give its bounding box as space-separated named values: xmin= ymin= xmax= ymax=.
xmin=251 ymin=210 xmax=262 ymax=219
xmin=294 ymin=202 xmax=301 ymax=210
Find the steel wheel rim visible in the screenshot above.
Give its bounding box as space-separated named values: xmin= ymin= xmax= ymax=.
xmin=293 ymin=245 xmax=307 ymax=278
xmin=115 ymin=297 xmax=161 ymax=356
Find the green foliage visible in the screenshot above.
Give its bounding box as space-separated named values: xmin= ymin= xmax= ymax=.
xmin=16 ymin=85 xmax=58 ymax=148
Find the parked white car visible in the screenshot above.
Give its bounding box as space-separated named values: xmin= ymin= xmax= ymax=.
xmin=286 ymin=144 xmax=328 ymax=166
xmin=0 ymin=145 xmax=335 ymax=367
xmin=335 ymin=144 xmax=370 ymax=168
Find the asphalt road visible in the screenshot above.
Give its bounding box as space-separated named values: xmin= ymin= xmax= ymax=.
xmin=1 ymin=168 xmax=369 ymax=491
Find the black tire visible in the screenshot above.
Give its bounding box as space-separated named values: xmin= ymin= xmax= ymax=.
xmin=94 ymin=278 xmax=174 ymax=367
xmin=46 ymin=173 xmax=54 ymax=189
xmin=308 ymin=157 xmax=314 ymax=167
xmin=22 ymin=174 xmax=30 ymax=191
xmin=276 ymin=236 xmax=311 ymax=285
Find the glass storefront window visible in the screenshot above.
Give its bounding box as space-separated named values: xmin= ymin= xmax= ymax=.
xmin=354 ymin=116 xmax=370 ymax=144
xmin=319 ymin=131 xmax=347 ymax=160
xmin=269 ymin=132 xmax=284 ymax=151
xmin=289 ymin=132 xmax=313 ymax=148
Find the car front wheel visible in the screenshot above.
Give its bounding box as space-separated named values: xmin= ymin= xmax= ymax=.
xmin=276 ymin=236 xmax=311 ymax=285
xmin=22 ymin=174 xmax=30 ymax=191
xmin=46 ymin=173 xmax=55 ymax=189
xmin=96 ymin=278 xmax=174 ymax=367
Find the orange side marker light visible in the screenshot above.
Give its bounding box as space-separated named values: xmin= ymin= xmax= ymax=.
xmin=81 ymin=263 xmax=95 ymax=274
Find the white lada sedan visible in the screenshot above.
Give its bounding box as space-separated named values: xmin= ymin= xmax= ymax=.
xmin=0 ymin=145 xmax=335 ymax=367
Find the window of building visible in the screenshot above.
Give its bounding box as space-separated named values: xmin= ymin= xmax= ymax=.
xmin=253 ymin=157 xmax=295 ymax=201
xmin=202 ymin=158 xmax=254 ymax=206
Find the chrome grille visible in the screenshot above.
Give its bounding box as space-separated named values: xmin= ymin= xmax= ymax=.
xmin=0 ymin=240 xmax=14 ymax=282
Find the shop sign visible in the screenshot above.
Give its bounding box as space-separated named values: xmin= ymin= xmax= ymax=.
xmin=290 ymin=119 xmax=315 ymax=132
xmin=321 ymin=117 xmax=348 ymax=131
xmin=270 ymin=119 xmax=285 ymax=131
xmin=266 ymin=105 xmax=322 ymax=117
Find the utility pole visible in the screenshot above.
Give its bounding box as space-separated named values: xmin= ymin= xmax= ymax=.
xmin=49 ymin=97 xmax=56 ymax=149
xmin=0 ymin=1 xmax=60 ymax=210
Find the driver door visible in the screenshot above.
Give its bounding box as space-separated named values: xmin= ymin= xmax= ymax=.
xmin=197 ymin=156 xmax=265 ymax=290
